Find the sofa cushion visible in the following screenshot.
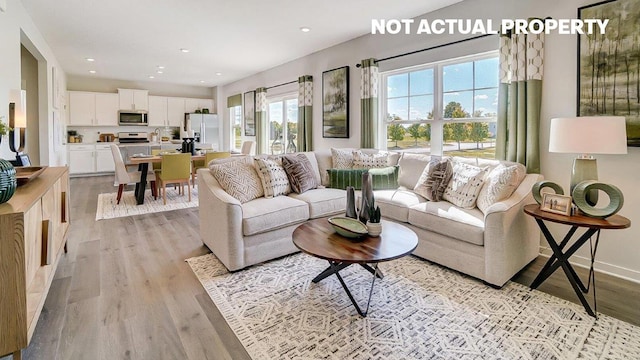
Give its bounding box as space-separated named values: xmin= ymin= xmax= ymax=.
xmin=288 ymin=188 xmax=346 ymax=219
xmin=408 ymin=202 xmax=485 ymax=246
xmin=397 ymin=152 xmax=431 ymax=189
xmin=414 ymin=158 xmax=453 ymax=201
xmin=352 ymin=150 xmax=388 ymax=168
xmin=254 ymin=157 xmax=291 ymax=198
xmin=210 ymin=161 xmax=264 ymax=203
xmin=365 ymin=189 xmax=427 ymax=223
xmin=241 ymin=196 xmax=309 ymax=236
xmin=442 ymin=162 xmax=488 ymax=209
xmin=282 ymin=154 xmax=318 ymax=194
xmin=477 ymin=163 xmax=526 ymax=214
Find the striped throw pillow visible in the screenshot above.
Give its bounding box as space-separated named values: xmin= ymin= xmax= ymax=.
xmin=328 ymin=166 xmax=399 ymax=190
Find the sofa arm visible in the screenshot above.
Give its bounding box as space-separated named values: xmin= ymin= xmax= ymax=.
xmin=197 ymin=168 xmax=246 ymax=271
xmin=482 ymin=173 xmax=544 ymax=287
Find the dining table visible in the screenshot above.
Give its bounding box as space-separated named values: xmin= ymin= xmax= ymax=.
xmin=129 ymin=153 xmax=205 ymax=205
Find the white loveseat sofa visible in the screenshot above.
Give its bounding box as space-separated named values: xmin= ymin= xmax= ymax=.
xmin=197 ymin=149 xmax=543 ymax=287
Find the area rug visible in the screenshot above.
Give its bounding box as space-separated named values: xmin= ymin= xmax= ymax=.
xmin=187 ymin=253 xmax=640 ymax=360
xmin=95 ymin=187 xmax=198 ymax=220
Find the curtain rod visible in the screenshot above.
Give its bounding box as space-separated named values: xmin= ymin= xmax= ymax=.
xmin=266 ymin=80 xmax=297 ymax=90
xmin=355 ymin=33 xmax=495 ymax=67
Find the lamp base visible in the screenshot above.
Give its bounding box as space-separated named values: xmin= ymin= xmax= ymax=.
xmin=570 ymin=158 xmax=598 ymax=206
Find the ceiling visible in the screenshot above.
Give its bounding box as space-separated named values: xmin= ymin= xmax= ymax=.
xmin=21 ymin=0 xmax=462 ymax=88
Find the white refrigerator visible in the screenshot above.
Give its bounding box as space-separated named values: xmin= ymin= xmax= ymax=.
xmin=185 ymin=114 xmax=221 ymax=150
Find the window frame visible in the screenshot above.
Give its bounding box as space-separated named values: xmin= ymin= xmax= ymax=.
xmin=266 ymin=92 xmax=298 ymax=155
xmin=379 ymin=51 xmax=499 ymax=157
xmin=229 ymin=105 xmax=242 ymax=152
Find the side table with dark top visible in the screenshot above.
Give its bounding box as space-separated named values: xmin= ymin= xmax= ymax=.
xmin=292 ymin=218 xmax=418 ymax=317
xmin=523 ymin=204 xmax=631 ymax=317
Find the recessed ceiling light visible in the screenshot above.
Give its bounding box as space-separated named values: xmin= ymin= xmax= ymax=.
xmin=149 ymin=75 xmax=155 ymax=79
xmin=180 ymin=48 xmax=190 ymax=53
xmin=157 ymin=65 xmax=165 ymax=69
xmin=300 ymin=27 xmax=311 ymax=32
xmin=85 ymin=58 xmax=95 ymax=62
xmin=215 ymin=72 xmax=222 ymax=76
xmin=157 ymin=70 xmax=163 ymax=74
xmin=89 ymin=70 xmax=96 ymax=74
xmin=200 ymin=80 xmax=205 ymax=83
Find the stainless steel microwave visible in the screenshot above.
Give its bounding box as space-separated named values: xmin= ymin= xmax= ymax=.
xmin=118 ymin=110 xmax=148 ymax=126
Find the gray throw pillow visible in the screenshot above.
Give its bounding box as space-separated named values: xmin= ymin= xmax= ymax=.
xmin=414 ymin=158 xmax=453 ymax=201
xmin=282 ymin=154 xmax=318 ymax=194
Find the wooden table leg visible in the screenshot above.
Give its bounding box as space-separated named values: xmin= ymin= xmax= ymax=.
xmin=13 ymin=349 xmax=22 ymax=360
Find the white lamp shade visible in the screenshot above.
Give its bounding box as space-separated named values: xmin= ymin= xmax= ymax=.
xmin=549 ymin=116 xmax=627 ymax=155
xmin=9 ymin=89 xmax=27 ymax=128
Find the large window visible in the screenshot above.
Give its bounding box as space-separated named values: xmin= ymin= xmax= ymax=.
xmin=267 ymin=95 xmax=298 ymax=154
xmin=381 ymin=52 xmax=499 ymax=158
xmin=230 ymin=105 xmax=242 ymax=152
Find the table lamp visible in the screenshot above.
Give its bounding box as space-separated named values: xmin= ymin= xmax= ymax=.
xmin=548 ymin=116 xmax=627 ymax=205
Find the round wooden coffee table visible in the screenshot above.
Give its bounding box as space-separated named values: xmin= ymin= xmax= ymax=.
xmin=292 ymin=218 xmax=418 ymax=316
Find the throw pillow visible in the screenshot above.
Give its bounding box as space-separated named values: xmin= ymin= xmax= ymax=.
xmin=414 ymin=158 xmax=453 ymax=201
xmin=442 ymin=162 xmax=488 ymax=209
xmin=282 ymin=154 xmax=318 ymax=194
xmin=327 ymin=166 xmax=399 ymax=190
xmin=477 ymin=164 xmax=526 ymax=214
xmin=254 ymin=158 xmax=291 ymax=198
xmin=209 ymin=161 xmax=264 ymax=203
xmin=331 ymin=148 xmax=354 ymax=169
xmin=327 ymin=168 xmax=366 ymax=190
xmin=369 ymin=166 xmax=400 ymax=190
xmin=352 ymin=150 xmax=388 ymax=168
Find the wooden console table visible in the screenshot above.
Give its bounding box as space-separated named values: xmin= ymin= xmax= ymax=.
xmin=523 ymin=204 xmax=630 ymax=318
xmin=0 ymin=167 xmax=70 ymax=359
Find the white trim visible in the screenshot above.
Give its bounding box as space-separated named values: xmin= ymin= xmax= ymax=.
xmin=538 ymin=246 xmax=640 ymax=284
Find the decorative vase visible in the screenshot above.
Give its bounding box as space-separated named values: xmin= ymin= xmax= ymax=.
xmin=367 ymin=221 xmax=382 ymax=237
xmin=0 ymin=159 xmax=17 ymax=204
xmin=345 ymin=186 xmax=357 ymax=219
xmin=359 ymin=171 xmax=374 ymax=223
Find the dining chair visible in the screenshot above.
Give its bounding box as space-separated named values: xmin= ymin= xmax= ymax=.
xmin=110 ymin=144 xmax=157 ymax=204
xmin=151 ymin=148 xmax=178 ymax=176
xmin=157 ymin=153 xmax=192 ymax=205
xmin=240 ymin=141 xmax=256 ymax=155
xmin=191 ymin=151 xmax=231 ymax=185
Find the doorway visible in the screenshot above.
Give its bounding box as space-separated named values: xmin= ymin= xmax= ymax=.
xmin=21 ymin=45 xmax=40 ymax=165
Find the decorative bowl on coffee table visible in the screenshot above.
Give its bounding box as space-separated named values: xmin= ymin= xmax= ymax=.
xmin=327 ymin=216 xmax=368 ymax=239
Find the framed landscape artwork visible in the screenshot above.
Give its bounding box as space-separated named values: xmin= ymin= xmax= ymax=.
xmin=578 ymin=0 xmax=640 ymax=146
xmin=244 ymin=91 xmax=255 ymax=136
xmin=322 ymin=66 xmax=349 ymax=138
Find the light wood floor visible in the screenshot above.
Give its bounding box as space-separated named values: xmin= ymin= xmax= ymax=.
xmin=3 ymin=175 xmax=639 ymax=359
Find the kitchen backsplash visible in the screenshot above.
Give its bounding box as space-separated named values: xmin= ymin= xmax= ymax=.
xmin=67 ymin=125 xmax=179 ymax=143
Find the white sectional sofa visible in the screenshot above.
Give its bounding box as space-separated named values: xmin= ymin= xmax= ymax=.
xmin=197 ymin=149 xmax=543 ymax=287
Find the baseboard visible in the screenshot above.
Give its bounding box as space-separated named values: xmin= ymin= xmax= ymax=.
xmin=539 ymin=246 xmax=640 ymax=284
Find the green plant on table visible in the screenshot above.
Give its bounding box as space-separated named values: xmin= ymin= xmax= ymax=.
xmin=368 ymin=204 xmax=381 ymax=224
xmin=0 ymin=116 xmax=12 ymax=137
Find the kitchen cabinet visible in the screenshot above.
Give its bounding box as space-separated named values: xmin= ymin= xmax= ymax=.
xmin=148 ymin=96 xmax=168 ymax=127
xmin=68 ymin=144 xmax=115 ymax=174
xmin=118 ymin=88 xmax=148 ymax=111
xmin=167 ymin=97 xmax=186 ymax=128
xmin=0 ymin=167 xmax=70 ymax=359
xmin=68 ymin=91 xmax=118 ymax=126
xmin=185 ymin=98 xmax=214 ymax=113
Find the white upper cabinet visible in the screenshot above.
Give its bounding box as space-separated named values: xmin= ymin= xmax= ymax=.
xmin=148 ymin=96 xmax=168 ymax=127
xmin=69 ymin=91 xmax=118 ymax=126
xmin=94 ymin=93 xmax=119 ymax=126
xmin=118 ymin=89 xmax=149 ymax=111
xmin=167 ymin=97 xmax=186 ymax=127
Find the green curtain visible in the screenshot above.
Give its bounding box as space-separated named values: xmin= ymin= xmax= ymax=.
xmin=255 ymin=87 xmax=268 ymax=155
xmin=360 ymin=58 xmax=379 ymax=148
xmin=297 ymin=75 xmax=313 ymax=152
xmin=496 ymin=30 xmax=543 ymax=174
xmin=226 ymin=94 xmax=242 ymax=108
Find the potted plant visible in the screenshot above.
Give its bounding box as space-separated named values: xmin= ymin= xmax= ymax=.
xmin=367 ymin=202 xmax=382 ymax=237
xmin=0 ymin=116 xmax=11 ymax=144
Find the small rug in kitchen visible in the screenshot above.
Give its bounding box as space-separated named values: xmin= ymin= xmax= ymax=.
xmin=95 ymin=187 xmax=198 ymax=220
xmin=186 ymin=252 xmax=640 ymax=360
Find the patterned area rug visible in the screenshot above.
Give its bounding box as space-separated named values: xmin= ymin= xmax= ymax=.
xmin=187 ymin=253 xmax=640 ymax=360
xmin=95 ymin=187 xmax=198 ymax=220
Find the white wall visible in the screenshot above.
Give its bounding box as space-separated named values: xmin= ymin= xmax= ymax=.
xmin=219 ymin=0 xmax=640 ymax=282
xmin=0 ymin=0 xmax=67 ymax=166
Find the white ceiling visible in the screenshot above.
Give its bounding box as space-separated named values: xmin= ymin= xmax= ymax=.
xmin=21 ymin=0 xmax=462 ymax=88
